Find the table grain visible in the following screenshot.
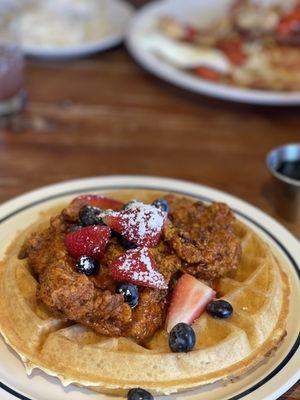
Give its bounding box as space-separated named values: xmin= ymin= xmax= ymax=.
xmin=0 ymin=1 xmax=299 ymax=398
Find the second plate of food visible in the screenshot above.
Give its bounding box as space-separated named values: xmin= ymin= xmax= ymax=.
xmin=22 ymin=0 xmax=134 ymax=58
xmin=126 ymin=0 xmax=300 ymax=105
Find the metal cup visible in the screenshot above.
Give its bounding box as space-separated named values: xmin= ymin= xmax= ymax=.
xmin=266 ymin=143 xmax=300 ymax=222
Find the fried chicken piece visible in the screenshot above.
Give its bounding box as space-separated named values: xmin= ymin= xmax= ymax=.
xmin=37 ymin=261 xmax=132 ymax=336
xmin=91 ymin=240 xmax=125 ymax=290
xmin=23 ymin=193 xmax=241 ymax=342
xmin=151 ymin=241 xmax=181 ymax=283
xmin=163 ymin=195 xmax=241 ymax=280
xmin=126 ymin=288 xmax=168 ymax=342
xmin=24 ymin=215 xmax=69 ymax=276
xmin=25 ymin=217 xmax=132 ymax=336
xmin=24 ymin=213 xmax=168 ymax=342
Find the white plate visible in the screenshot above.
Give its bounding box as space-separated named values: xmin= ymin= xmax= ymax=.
xmin=126 ymin=0 xmax=300 ymax=105
xmin=23 ymin=0 xmax=134 ymax=58
xmin=0 ymin=175 xmax=299 ymax=400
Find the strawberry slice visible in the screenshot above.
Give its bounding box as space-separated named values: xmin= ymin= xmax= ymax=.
xmin=72 ymin=195 xmax=124 ymax=211
xmin=65 ymin=225 xmax=111 ymax=259
xmin=166 ymin=273 xmax=216 ymax=332
xmin=110 ymin=248 xmax=167 ymax=289
xmin=103 ymin=201 xmax=166 ymax=247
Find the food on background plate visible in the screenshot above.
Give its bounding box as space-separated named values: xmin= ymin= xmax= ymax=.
xmin=20 ymin=0 xmax=110 ymax=48
xmin=0 ymin=190 xmax=290 ymax=396
xmin=154 ymin=0 xmax=300 ymax=91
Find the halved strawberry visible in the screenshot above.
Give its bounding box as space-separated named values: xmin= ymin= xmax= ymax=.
xmin=65 ymin=225 xmax=111 ymax=259
xmin=103 ymin=201 xmax=166 ymax=247
xmin=72 ymin=195 xmax=124 ymax=211
xmin=110 ymin=248 xmax=167 ymax=289
xmin=166 ymin=273 xmax=216 ymax=332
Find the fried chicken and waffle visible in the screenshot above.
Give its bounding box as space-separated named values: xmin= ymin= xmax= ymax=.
xmin=0 ymin=190 xmax=290 ymax=396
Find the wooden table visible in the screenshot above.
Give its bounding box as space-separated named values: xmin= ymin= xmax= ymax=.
xmin=0 ymin=2 xmax=299 ymax=399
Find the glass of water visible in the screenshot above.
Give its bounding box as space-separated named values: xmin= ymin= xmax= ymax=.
xmin=0 ymin=1 xmax=25 ymax=116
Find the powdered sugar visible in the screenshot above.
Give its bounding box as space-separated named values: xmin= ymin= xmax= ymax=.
xmin=99 ymin=209 xmax=114 ymax=219
xmin=111 ymin=247 xmax=167 ymax=289
xmin=104 ymin=201 xmax=166 ymax=247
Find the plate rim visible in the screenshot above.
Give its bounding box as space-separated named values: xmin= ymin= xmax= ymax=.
xmin=0 ymin=175 xmax=299 ymax=400
xmin=125 ymin=0 xmax=300 ymax=105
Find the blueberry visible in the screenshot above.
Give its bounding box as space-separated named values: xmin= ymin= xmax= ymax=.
xmin=206 ymin=300 xmax=233 ymax=319
xmin=76 ymin=256 xmax=99 ymax=276
xmin=116 ymin=283 xmax=139 ymax=308
xmin=123 ymin=201 xmax=136 ymax=210
xmin=79 ymin=205 xmax=102 ymax=226
xmin=169 ymin=323 xmax=196 ymax=353
xmin=152 ymin=198 xmax=169 ymax=213
xmin=127 ymin=388 xmax=153 ymax=400
xmin=70 ymin=225 xmax=82 ymax=232
xmin=119 ymin=236 xmax=136 ymax=250
xmin=111 ymin=230 xmax=120 ymax=238
xmin=113 ymin=231 xmax=136 ymax=250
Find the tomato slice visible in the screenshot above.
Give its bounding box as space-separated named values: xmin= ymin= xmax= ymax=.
xmin=183 ymin=25 xmax=198 ymax=43
xmin=277 ymin=10 xmax=300 ymax=39
xmin=195 ymin=66 xmax=223 ymax=82
xmin=217 ymin=39 xmax=247 ymax=66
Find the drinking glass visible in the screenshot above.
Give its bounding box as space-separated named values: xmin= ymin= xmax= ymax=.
xmin=0 ymin=1 xmax=25 ymax=115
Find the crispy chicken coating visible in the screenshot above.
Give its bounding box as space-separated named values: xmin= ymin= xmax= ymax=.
xmin=24 ymin=212 xmax=169 ymax=342
xmin=127 ymin=288 xmax=168 ymax=342
xmin=23 ymin=194 xmax=241 ymax=342
xmin=163 ymin=195 xmax=241 ymax=280
xmin=25 ymin=217 xmax=132 ymax=336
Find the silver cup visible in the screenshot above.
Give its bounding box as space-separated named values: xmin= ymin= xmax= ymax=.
xmin=266 ymin=143 xmax=300 ymax=221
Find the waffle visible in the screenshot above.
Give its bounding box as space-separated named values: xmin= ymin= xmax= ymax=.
xmin=0 ymin=191 xmax=290 ymax=396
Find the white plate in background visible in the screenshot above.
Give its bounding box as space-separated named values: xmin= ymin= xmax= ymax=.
xmin=23 ymin=0 xmax=134 ymax=58
xmin=126 ymin=0 xmax=300 ymax=105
